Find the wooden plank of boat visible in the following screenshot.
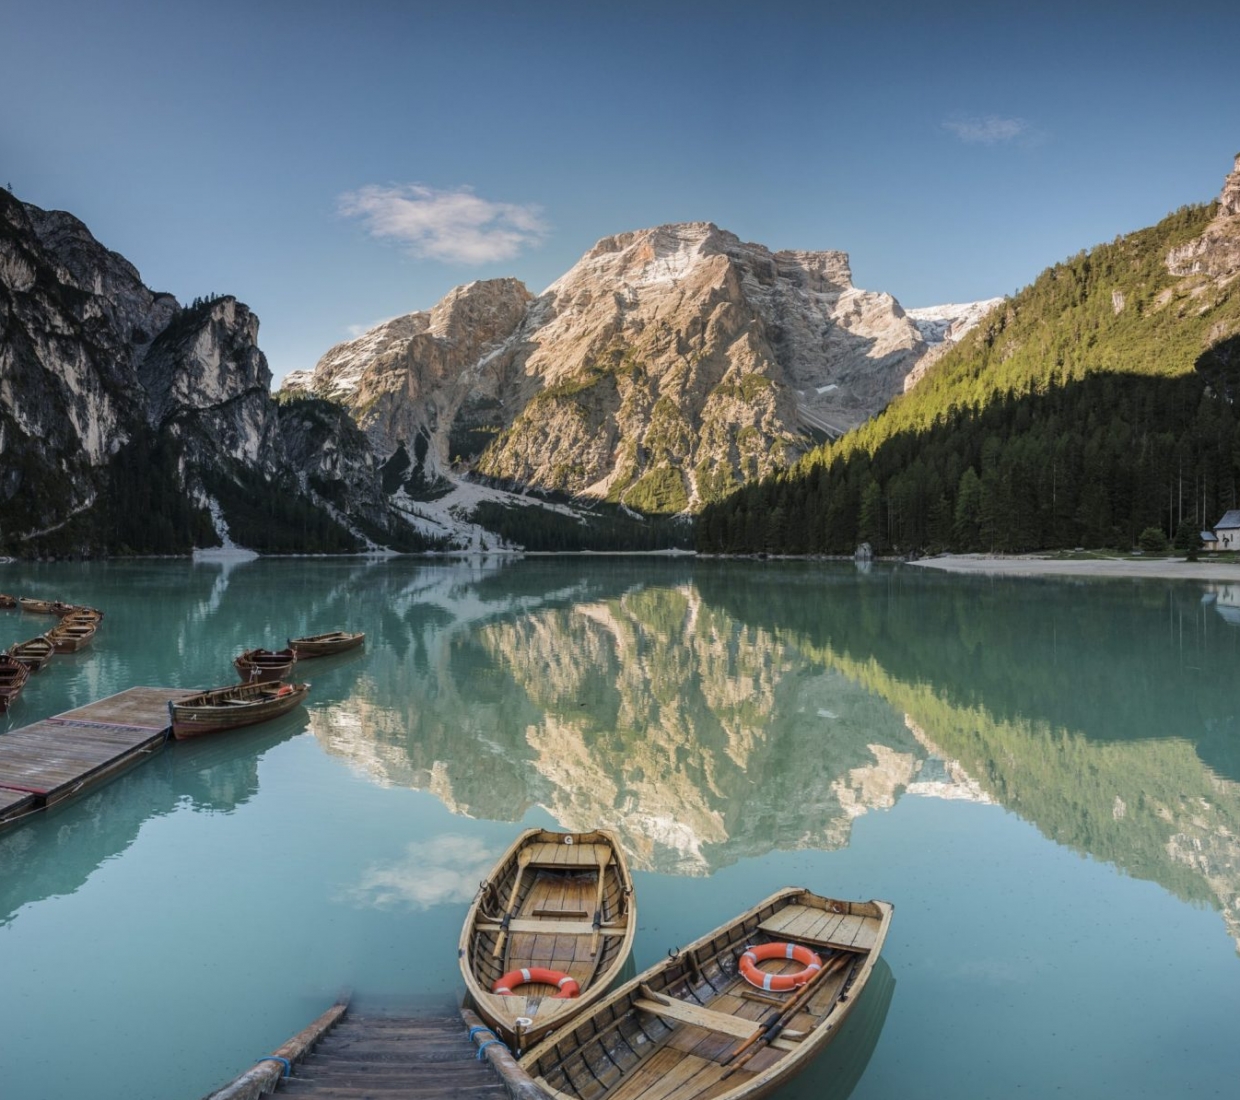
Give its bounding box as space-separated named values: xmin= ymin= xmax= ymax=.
xmin=18 ymin=597 xmax=56 ymax=614
xmin=169 ymin=680 xmax=311 ymax=739
xmin=519 ymin=886 xmax=894 ymax=1100
xmin=7 ymin=636 xmax=54 ymax=673
xmin=233 ymin=647 xmax=297 ymax=683
xmin=460 ymin=828 xmax=637 ymax=1055
xmin=287 ymin=630 xmax=365 ymax=658
xmin=0 ymin=655 xmax=30 ymax=710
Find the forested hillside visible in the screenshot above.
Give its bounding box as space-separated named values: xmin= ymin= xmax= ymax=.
xmin=698 ymin=198 xmax=1240 ymax=555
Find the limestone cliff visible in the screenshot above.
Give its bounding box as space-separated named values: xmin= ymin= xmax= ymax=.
xmin=0 ymin=190 xmax=401 ymax=555
xmin=286 ymin=223 xmax=990 ymax=514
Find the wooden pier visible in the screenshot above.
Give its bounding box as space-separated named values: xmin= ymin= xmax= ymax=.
xmin=204 ymin=1003 xmax=548 ymax=1100
xmin=0 ymin=686 xmax=197 ymax=828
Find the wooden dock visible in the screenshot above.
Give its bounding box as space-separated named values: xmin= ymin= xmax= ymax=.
xmin=0 ymin=686 xmax=197 ymax=828
xmin=204 ymin=1003 xmax=548 ymax=1100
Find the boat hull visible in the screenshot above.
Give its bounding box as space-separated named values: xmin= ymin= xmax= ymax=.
xmin=287 ymin=632 xmax=365 ymax=658
xmin=520 ymin=887 xmax=894 ymax=1100
xmin=0 ymin=655 xmax=30 ymax=710
xmin=234 ymin=648 xmax=297 ymax=683
xmin=7 ymin=638 xmax=54 ymax=672
xmin=460 ymin=828 xmax=637 ymax=1053
xmin=170 ymin=682 xmax=311 ymax=738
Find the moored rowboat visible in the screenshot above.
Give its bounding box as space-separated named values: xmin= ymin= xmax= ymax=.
xmin=287 ymin=630 xmax=365 ymax=658
xmin=0 ymin=594 xmax=17 ymax=609
xmin=0 ymin=654 xmax=30 ymax=710
xmin=18 ymin=597 xmax=56 ymax=614
xmin=519 ymin=886 xmax=893 ymax=1100
xmin=169 ymin=680 xmax=311 ymax=738
xmin=7 ymin=636 xmax=54 ymax=672
xmin=234 ymin=647 xmax=297 ymax=683
xmin=44 ymin=621 xmax=97 ymax=653
xmin=461 ymin=828 xmax=636 ymax=1053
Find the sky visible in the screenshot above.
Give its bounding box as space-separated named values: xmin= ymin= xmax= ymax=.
xmin=5 ymin=0 xmax=1238 ymax=387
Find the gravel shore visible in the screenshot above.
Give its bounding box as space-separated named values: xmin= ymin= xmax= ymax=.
xmin=907 ymin=554 xmax=1240 ymax=581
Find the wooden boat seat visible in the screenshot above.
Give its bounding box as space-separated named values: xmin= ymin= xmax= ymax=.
xmin=633 ymin=987 xmax=760 ymax=1040
xmin=523 ymin=842 xmax=613 ymax=869
xmin=757 ymin=903 xmax=881 ymax=952
xmin=476 ymin=918 xmax=625 ymax=936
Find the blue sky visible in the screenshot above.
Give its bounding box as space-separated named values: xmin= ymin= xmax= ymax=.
xmin=5 ymin=0 xmax=1238 ymax=385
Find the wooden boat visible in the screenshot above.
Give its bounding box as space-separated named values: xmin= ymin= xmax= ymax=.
xmin=0 ymin=654 xmax=30 ymax=710
xmin=0 ymin=594 xmax=17 ymax=609
xmin=234 ymin=647 xmax=297 ymax=683
xmin=44 ymin=621 xmax=97 ymax=653
xmin=18 ymin=597 xmax=56 ymax=614
xmin=7 ymin=636 xmax=54 ymax=672
xmin=519 ymin=886 xmax=894 ymax=1100
xmin=67 ymin=605 xmax=104 ymax=622
xmin=169 ymin=680 xmax=311 ymax=739
xmin=51 ymin=600 xmax=79 ymax=616
xmin=460 ymin=828 xmax=637 ymax=1053
xmin=287 ymin=630 xmax=365 ymax=658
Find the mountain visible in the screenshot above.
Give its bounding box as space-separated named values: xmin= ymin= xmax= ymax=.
xmin=697 ymin=153 xmax=1240 ymax=555
xmin=284 ymin=223 xmax=992 ymax=520
xmin=0 ymin=189 xmax=424 ymax=556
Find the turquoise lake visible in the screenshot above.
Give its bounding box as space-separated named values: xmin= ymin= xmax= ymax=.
xmin=0 ymin=557 xmax=1238 ymax=1099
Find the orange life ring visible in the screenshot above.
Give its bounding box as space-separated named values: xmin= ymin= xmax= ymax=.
xmin=739 ymin=942 xmax=823 ymax=991
xmin=275 ymin=684 xmax=294 ymax=697
xmin=492 ymin=967 xmax=580 ymax=998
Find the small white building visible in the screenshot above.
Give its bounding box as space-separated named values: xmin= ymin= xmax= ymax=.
xmin=1209 ymin=510 xmax=1240 ymax=551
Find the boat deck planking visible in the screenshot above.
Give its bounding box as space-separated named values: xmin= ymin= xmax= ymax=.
xmin=0 ymin=686 xmax=198 ymax=827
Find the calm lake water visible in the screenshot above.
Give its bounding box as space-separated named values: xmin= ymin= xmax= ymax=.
xmin=1 ymin=557 xmax=1238 ymax=1099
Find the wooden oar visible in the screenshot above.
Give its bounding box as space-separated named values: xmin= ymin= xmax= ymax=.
xmin=722 ymin=948 xmax=857 ymax=1076
xmin=491 ymin=849 xmax=533 ymax=958
xmin=588 ymin=847 xmax=613 ymax=956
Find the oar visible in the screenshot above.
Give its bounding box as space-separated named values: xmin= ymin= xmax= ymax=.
xmin=588 ymin=847 xmax=613 ymax=956
xmin=722 ymin=949 xmax=857 ymax=1076
xmin=491 ymin=849 xmax=533 ymax=958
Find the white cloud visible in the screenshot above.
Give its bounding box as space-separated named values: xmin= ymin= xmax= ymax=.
xmin=341 ymin=834 xmax=498 ymax=911
xmin=942 ymin=114 xmax=1030 ymax=145
xmin=339 ymin=183 xmax=548 ymax=264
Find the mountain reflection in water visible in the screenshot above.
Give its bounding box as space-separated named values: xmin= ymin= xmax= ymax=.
xmin=298 ymin=559 xmax=1240 ymax=948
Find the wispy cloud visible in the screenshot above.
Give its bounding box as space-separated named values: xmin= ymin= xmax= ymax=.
xmin=339 ymin=183 xmax=548 ymax=264
xmin=942 ymin=114 xmax=1033 ymax=145
xmin=340 ymin=835 xmax=498 ymax=911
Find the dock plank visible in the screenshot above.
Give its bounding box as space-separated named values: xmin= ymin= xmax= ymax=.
xmin=0 ymin=687 xmax=197 ymax=827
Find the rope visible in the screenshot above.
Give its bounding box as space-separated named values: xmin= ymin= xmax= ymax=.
xmin=255 ymin=1055 xmax=292 ymax=1077
xmin=476 ymin=1038 xmax=507 ymax=1060
xmin=468 ymin=1025 xmax=497 ymax=1042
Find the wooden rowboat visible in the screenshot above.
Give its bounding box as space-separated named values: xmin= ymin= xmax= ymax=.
xmin=234 ymin=647 xmax=297 ymax=683
xmin=44 ymin=621 xmax=97 ymax=653
xmin=519 ymin=886 xmax=893 ymax=1100
xmin=7 ymin=636 xmax=54 ymax=672
xmin=287 ymin=630 xmax=365 ymax=658
xmin=0 ymin=594 xmax=17 ymax=609
xmin=461 ymin=828 xmax=637 ymax=1053
xmin=169 ymin=680 xmax=311 ymax=739
xmin=0 ymin=654 xmax=30 ymax=710
xmin=18 ymin=597 xmax=56 ymax=614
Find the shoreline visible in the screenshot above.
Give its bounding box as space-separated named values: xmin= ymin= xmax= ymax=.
xmin=907 ymin=553 xmax=1240 ymax=581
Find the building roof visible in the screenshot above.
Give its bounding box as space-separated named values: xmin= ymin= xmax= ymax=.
xmin=1202 ymin=530 xmax=1218 ymax=542
xmin=1214 ymin=510 xmax=1240 ymax=530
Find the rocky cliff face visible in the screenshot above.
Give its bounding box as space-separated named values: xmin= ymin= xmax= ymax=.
xmin=0 ymin=190 xmax=398 ymax=555
xmin=287 ymin=222 xmax=990 ymax=514
xmin=1166 ymin=153 xmax=1240 ymax=281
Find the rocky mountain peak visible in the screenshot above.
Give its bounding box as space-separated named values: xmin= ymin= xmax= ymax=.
xmin=1220 ymin=153 xmax=1240 ymax=217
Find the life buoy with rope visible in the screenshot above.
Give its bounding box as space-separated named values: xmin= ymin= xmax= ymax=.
xmin=491 ymin=967 xmax=580 ymax=998
xmin=739 ymin=942 xmax=823 ymax=991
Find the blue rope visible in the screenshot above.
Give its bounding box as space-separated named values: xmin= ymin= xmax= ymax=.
xmin=256 ymin=1055 xmax=292 ymax=1077
xmin=476 ymin=1038 xmax=507 ymax=1060
xmin=468 ymin=1025 xmax=497 ymax=1042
